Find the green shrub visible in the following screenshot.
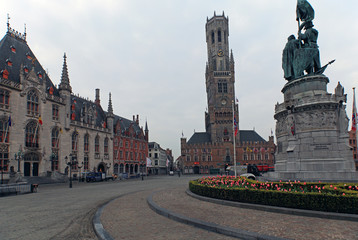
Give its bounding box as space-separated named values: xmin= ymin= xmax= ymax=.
xmin=189 ymin=177 xmax=358 ymax=214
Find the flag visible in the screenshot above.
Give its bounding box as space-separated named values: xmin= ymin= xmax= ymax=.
xmin=8 ymin=116 xmax=11 ymax=127
xmin=38 ymin=115 xmax=43 ymax=125
xmin=246 ymin=147 xmax=252 ymax=153
xmin=296 ymin=0 xmax=315 ymax=23
xmin=352 ymin=88 xmax=357 ymax=132
xmin=60 ymin=128 xmax=63 ymax=134
xmin=166 ymin=159 xmax=169 ymax=167
xmin=234 ymin=117 xmax=238 ymax=136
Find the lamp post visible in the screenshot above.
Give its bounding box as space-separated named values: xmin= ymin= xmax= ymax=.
xmin=66 ymin=155 xmax=78 ymax=188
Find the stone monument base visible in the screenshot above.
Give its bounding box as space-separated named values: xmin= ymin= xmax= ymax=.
xmin=271 ymin=75 xmax=358 ymax=182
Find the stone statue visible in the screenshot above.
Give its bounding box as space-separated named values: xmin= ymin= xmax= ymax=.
xmin=282 ymin=0 xmax=332 ymax=81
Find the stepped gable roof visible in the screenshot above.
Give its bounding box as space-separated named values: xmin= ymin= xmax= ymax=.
xmin=113 ymin=115 xmax=143 ymax=136
xmin=71 ymin=95 xmax=106 ymax=128
xmin=0 ymin=32 xmax=60 ymax=97
xmin=187 ymin=132 xmax=211 ymax=144
xmin=239 ymin=130 xmax=266 ymax=143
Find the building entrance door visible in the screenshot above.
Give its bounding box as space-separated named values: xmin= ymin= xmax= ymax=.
xmin=24 ymin=162 xmax=31 ymax=176
xmin=33 ymin=162 xmax=39 ymax=176
xmin=193 ymin=166 xmax=200 ymax=174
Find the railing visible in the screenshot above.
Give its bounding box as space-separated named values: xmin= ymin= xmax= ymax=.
xmin=0 ymin=182 xmax=32 ymax=196
xmin=214 ymin=71 xmax=231 ymax=77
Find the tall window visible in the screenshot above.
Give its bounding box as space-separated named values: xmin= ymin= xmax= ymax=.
xmin=104 ymin=137 xmax=109 ymax=154
xmin=27 ymin=90 xmax=39 ymax=115
xmin=0 ymin=118 xmax=10 ymax=143
xmin=52 ymin=104 xmax=59 ymax=121
xmin=218 ymin=83 xmax=222 ymax=93
xmin=25 ymin=121 xmax=39 ymax=148
xmin=72 ymin=131 xmax=78 ymax=151
xmin=84 ymin=154 xmax=89 ymax=170
xmin=0 ymin=89 xmax=10 ymax=109
xmin=0 ymin=151 xmax=9 ymax=172
xmin=84 ymin=134 xmax=89 ymax=152
xmin=95 ymin=136 xmax=100 ymax=153
xmin=218 ymin=30 xmax=222 ymax=42
xmin=51 ymin=128 xmax=60 ymax=149
xmin=223 ymin=83 xmax=227 ymax=93
xmin=211 ymin=31 xmax=215 ymax=44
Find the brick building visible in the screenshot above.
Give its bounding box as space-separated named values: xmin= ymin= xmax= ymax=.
xmin=180 ymin=13 xmax=275 ymax=174
xmin=112 ymin=114 xmax=148 ymax=177
xmin=0 ymin=21 xmax=148 ymax=182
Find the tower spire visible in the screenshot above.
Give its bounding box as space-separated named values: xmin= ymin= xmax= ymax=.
xmin=108 ymin=92 xmax=114 ymax=115
xmin=59 ymin=53 xmax=72 ymax=92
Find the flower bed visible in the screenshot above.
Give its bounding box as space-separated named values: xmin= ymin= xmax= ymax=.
xmin=189 ymin=176 xmax=358 ymax=214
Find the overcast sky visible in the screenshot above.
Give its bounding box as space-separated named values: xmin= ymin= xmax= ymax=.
xmin=2 ymin=0 xmax=358 ymax=159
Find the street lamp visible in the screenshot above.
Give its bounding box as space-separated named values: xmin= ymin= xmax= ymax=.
xmin=66 ymin=155 xmax=78 ymax=188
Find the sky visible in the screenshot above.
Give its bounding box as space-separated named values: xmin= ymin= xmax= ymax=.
xmin=2 ymin=0 xmax=358 ymax=159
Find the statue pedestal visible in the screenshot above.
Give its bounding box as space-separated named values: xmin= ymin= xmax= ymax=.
xmin=267 ymin=75 xmax=358 ymax=182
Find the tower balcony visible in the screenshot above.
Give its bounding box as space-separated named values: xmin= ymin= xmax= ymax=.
xmin=214 ymin=71 xmax=231 ymax=77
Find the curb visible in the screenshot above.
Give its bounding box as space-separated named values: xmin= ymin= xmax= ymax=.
xmin=147 ymin=191 xmax=289 ymax=240
xmin=186 ymin=189 xmax=358 ymax=222
xmin=93 ymin=191 xmax=140 ymax=240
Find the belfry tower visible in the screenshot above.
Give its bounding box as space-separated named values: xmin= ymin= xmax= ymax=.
xmin=205 ymin=12 xmax=238 ymax=143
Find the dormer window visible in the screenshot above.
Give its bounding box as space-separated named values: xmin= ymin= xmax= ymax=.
xmin=23 ymin=66 xmax=29 ymax=73
xmin=1 ymin=70 xmax=9 ymax=80
xmin=10 ymin=46 xmax=16 ymax=53
xmin=26 ymin=53 xmax=32 ymax=60
xmin=6 ymin=59 xmax=12 ymax=67
xmin=37 ymin=72 xmax=43 ymax=79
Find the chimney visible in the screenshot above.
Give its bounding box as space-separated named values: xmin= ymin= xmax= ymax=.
xmin=136 ymin=114 xmax=139 ymax=124
xmin=95 ymin=88 xmax=100 ymax=105
xmin=133 ymin=115 xmax=135 ymax=121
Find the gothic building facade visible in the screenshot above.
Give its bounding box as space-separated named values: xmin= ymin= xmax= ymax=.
xmin=0 ymin=22 xmax=148 ymax=182
xmin=181 ymin=13 xmax=275 ymax=174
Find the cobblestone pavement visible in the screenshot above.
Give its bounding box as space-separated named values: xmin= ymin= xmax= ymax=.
xmin=149 ymin=188 xmax=358 ymax=240
xmin=101 ymin=190 xmax=236 ymax=240
xmin=0 ymin=175 xmax=199 ymax=240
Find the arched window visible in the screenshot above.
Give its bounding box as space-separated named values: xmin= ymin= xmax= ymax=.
xmin=27 ymin=89 xmax=39 ymax=115
xmin=211 ymin=31 xmax=215 ymax=44
xmin=218 ymin=29 xmax=222 ymax=42
xmin=84 ymin=134 xmax=89 ymax=152
xmin=51 ymin=128 xmax=60 ymax=171
xmin=72 ymin=131 xmax=78 ymax=151
xmin=51 ymin=128 xmax=60 ymax=149
xmin=104 ymin=137 xmax=109 ymax=154
xmin=25 ymin=121 xmax=39 ymax=148
xmin=95 ymin=136 xmax=100 ymax=153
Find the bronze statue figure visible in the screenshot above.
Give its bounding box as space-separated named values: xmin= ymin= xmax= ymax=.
xmin=282 ymin=0 xmax=333 ymax=81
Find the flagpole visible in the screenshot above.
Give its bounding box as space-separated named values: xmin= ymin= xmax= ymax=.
xmin=32 ymin=120 xmax=39 ymax=145
xmin=232 ymin=100 xmax=237 ymax=178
